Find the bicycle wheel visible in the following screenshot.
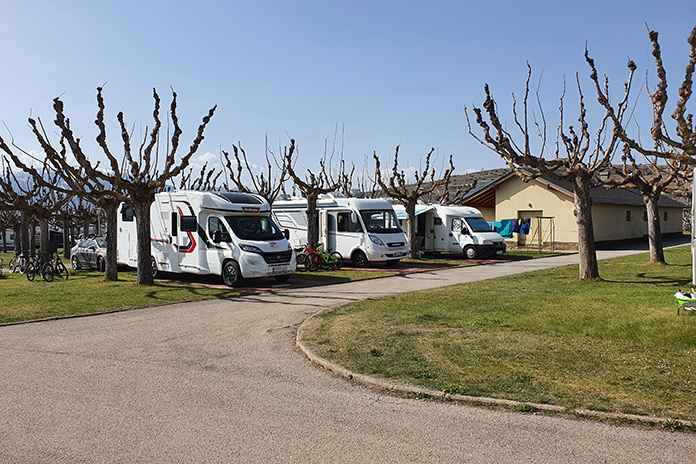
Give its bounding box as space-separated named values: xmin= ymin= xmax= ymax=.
xmin=26 ymin=266 xmax=36 ymax=282
xmin=318 ymin=253 xmax=331 ymax=270
xmin=18 ymin=258 xmax=27 ymax=274
xmin=41 ymin=263 xmax=55 ymax=282
xmin=296 ymin=252 xmax=307 ymax=268
xmin=330 ymin=251 xmax=343 ymax=270
xmin=8 ymin=258 xmax=18 ymax=273
xmin=55 ymin=262 xmax=69 ymax=280
xmin=305 ymin=252 xmax=320 ymax=271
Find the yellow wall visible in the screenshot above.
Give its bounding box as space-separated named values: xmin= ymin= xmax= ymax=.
xmin=495 ymin=177 xmax=577 ymax=242
xmin=494 ymin=176 xmax=685 ymax=243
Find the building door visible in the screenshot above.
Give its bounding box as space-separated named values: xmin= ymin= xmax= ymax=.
xmin=517 ymin=210 xmax=543 ymax=247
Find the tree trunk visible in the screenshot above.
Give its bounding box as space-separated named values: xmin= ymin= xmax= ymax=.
xmin=1 ymin=227 xmax=6 ymax=253
xmin=306 ymin=193 xmax=319 ymax=249
xmin=405 ymin=199 xmax=418 ymax=259
xmin=133 ymin=199 xmax=154 ymax=285
xmin=39 ymin=216 xmax=50 ymax=264
xmin=644 ymin=194 xmax=665 ymax=263
xmin=103 ymin=199 xmax=120 ymax=281
xmin=62 ymin=215 xmax=71 ymax=259
xmin=573 ymin=175 xmax=600 ymax=280
xmin=19 ymin=212 xmax=30 ymax=255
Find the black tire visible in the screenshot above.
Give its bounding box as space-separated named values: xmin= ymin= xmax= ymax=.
xmin=274 ymin=274 xmax=291 ymax=283
xmin=464 ymin=246 xmax=477 ymax=260
xmin=151 ymin=256 xmax=158 ymax=278
xmin=71 ymin=255 xmax=81 ymax=270
xmin=41 ymin=264 xmax=55 ymax=282
xmin=319 ymin=253 xmax=331 ymax=270
xmin=305 ymin=253 xmax=320 ymax=271
xmin=97 ymin=256 xmax=105 ymax=272
xmin=351 ymin=250 xmax=368 ymax=268
xmin=330 ymin=251 xmax=343 ymax=270
xmin=296 ymin=252 xmax=307 ymax=267
xmin=8 ymin=258 xmax=18 ymax=274
xmin=222 ymin=261 xmax=243 ymax=287
xmin=26 ymin=266 xmax=36 ymax=282
xmin=55 ymin=263 xmax=69 ymax=280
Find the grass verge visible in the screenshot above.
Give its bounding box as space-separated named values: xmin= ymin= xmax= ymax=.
xmin=300 ymin=245 xmax=696 ymax=422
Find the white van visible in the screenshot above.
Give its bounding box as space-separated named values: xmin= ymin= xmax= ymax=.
xmin=117 ymin=191 xmax=296 ymax=287
xmin=392 ymin=203 xmax=506 ymax=259
xmin=272 ymin=195 xmax=409 ymax=267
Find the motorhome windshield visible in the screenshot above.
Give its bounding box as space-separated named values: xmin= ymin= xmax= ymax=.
xmin=465 ymin=217 xmax=493 ymax=233
xmin=360 ymin=210 xmax=402 ymax=233
xmin=226 ymin=216 xmax=285 ymax=241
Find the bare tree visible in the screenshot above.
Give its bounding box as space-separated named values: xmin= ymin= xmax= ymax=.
xmin=0 ymin=209 xmax=20 ymax=253
xmin=222 ymin=136 xmax=289 ymax=203
xmin=585 ymin=26 xmax=696 ymax=263
xmin=467 ymin=65 xmax=620 ymax=280
xmin=284 ymin=139 xmax=341 ymax=249
xmin=374 ymin=146 xmax=455 ymax=258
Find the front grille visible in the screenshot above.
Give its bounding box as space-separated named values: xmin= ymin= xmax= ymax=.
xmin=387 ymin=242 xmax=405 ymax=248
xmin=261 ymin=250 xmax=293 ymax=264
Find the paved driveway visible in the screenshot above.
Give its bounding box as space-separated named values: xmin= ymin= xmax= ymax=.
xmin=1 ymin=251 xmax=695 ymax=463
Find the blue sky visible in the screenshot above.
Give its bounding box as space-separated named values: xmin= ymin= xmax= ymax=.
xmin=1 ymin=0 xmax=694 ymax=184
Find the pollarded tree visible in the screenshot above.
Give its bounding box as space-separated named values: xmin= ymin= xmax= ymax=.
xmin=374 ymin=147 xmax=455 ymax=259
xmin=586 ymin=26 xmax=696 ymax=262
xmin=467 ymin=65 xmax=621 ymax=280
xmin=52 ymin=87 xmax=216 ymax=284
xmin=0 ymin=208 xmax=20 ymax=253
xmin=284 ymin=139 xmax=341 ymax=249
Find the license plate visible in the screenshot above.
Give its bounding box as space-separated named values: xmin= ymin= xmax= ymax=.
xmin=271 ymin=265 xmax=288 ymax=274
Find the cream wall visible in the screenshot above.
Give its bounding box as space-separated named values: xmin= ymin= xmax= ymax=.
xmin=495 ymin=177 xmax=577 ymax=243
xmin=494 ymin=176 xmax=684 ymax=243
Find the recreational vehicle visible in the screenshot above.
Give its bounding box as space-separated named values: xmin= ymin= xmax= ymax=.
xmin=393 ymin=203 xmax=506 ymax=259
xmin=117 ymin=191 xmax=296 ymax=287
xmin=272 ymin=196 xmax=409 ymax=267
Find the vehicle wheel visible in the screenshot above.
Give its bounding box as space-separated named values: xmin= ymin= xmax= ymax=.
xmin=151 ymin=256 xmax=158 ymax=278
xmin=305 ymin=253 xmax=320 ymax=271
xmin=385 ymin=259 xmax=400 ymax=267
xmin=330 ymin=251 xmax=343 ymax=270
xmin=295 ymin=252 xmax=307 ymax=267
xmin=55 ymin=263 xmax=69 ymax=280
xmin=274 ymin=274 xmax=291 ymax=283
xmin=97 ymin=256 xmax=105 ymax=272
xmin=42 ymin=265 xmax=55 ymax=282
xmin=8 ymin=258 xmax=18 ymax=273
xmin=222 ymin=261 xmax=243 ymax=287
xmin=464 ymin=246 xmax=477 ymax=260
xmin=26 ymin=267 xmax=36 ymax=282
xmin=351 ymin=250 xmax=368 ymax=268
xmin=71 ymin=255 xmax=81 ymax=270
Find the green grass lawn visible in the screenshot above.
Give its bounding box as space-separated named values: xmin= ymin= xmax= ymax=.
xmin=0 ymin=267 xmax=241 ymax=324
xmin=301 ymin=245 xmax=696 ymax=422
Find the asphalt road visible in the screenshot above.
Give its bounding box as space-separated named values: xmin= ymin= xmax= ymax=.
xmin=1 ymin=250 xmax=695 ymax=463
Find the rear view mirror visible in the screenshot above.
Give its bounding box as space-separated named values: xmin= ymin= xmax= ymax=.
xmin=213 ymin=231 xmax=222 ymax=243
xmin=283 ymin=229 xmax=290 ymax=240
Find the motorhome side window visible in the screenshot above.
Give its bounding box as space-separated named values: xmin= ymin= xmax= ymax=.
xmin=337 ymin=212 xmax=362 ymax=232
xmin=180 ymin=216 xmax=197 ymax=232
xmin=208 ymin=216 xmax=230 ymax=242
xmin=121 ymin=204 xmax=134 ymax=222
xmin=451 ymin=218 xmax=463 ymax=232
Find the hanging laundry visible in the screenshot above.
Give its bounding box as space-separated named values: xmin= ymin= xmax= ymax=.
xmin=493 ymin=219 xmax=515 ymax=239
xmin=512 ymin=218 xmax=521 ymax=233
xmin=519 ymin=217 xmax=531 ymax=234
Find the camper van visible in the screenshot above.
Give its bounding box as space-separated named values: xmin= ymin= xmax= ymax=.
xmin=272 ymin=196 xmax=409 ymax=267
xmin=392 ymin=203 xmax=506 ymax=259
xmin=117 ymin=191 xmax=296 ymax=287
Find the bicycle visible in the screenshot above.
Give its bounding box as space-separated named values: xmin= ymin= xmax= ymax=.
xmin=297 ymin=244 xmax=342 ymax=271
xmin=43 ymin=252 xmax=69 ymax=280
xmin=8 ymin=252 xmax=28 ymax=274
xmin=26 ymin=254 xmax=54 ymax=282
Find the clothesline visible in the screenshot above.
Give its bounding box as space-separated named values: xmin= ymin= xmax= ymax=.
xmin=489 ymin=218 xmax=531 ymax=239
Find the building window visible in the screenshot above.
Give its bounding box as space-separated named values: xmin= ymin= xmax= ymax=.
xmin=121 ymin=204 xmax=134 ymax=222
xmin=664 ymin=211 xmax=669 ymax=221
xmin=625 ymin=210 xmax=631 ymax=222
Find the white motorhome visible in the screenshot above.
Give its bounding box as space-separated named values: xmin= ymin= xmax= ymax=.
xmin=393 ymin=203 xmax=506 ymax=259
xmin=117 ymin=191 xmax=296 ymax=287
xmin=272 ymin=196 xmax=409 ymax=267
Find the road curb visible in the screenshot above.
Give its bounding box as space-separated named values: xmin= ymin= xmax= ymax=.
xmin=296 ymin=304 xmax=695 ymax=431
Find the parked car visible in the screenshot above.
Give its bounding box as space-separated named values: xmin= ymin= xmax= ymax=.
xmin=71 ymin=236 xmax=107 ymax=271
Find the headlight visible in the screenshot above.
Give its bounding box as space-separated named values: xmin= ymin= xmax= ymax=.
xmin=239 ymin=244 xmax=263 ymax=254
xmin=369 ymin=235 xmax=385 ymax=246
xmin=483 ymin=240 xmax=493 ymax=245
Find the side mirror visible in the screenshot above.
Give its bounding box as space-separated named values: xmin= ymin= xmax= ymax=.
xmin=283 ymin=229 xmax=290 ymax=240
xmin=213 ymin=230 xmax=222 ymax=243
xmin=351 ymin=212 xmax=358 ymax=223
xmin=461 ymin=227 xmax=470 ymax=235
